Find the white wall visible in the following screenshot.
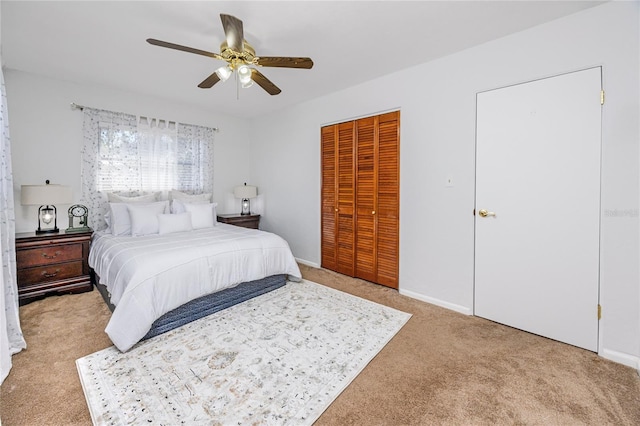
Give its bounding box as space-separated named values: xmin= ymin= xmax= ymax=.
xmin=4 ymin=70 xmax=252 ymax=232
xmin=249 ymin=2 xmax=639 ymax=367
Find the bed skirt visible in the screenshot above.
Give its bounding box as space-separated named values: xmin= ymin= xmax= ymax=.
xmin=92 ymin=272 xmax=287 ymax=341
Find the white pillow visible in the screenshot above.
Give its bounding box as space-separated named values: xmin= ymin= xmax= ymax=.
xmin=127 ymin=201 xmax=170 ymax=236
xmin=103 ymin=211 xmax=112 ymax=233
xmin=183 ymin=202 xmax=218 ymax=229
xmin=171 ymin=198 xmax=211 ymax=214
xmin=107 ymin=192 xmax=158 ymax=203
xmin=109 ymin=203 xmax=133 ymax=236
xmin=109 ymin=201 xmax=167 ymax=236
xmin=104 ymin=192 xmax=159 ymax=235
xmin=158 ymin=213 xmax=193 ymax=235
xmin=170 ymin=190 xmax=211 ymax=202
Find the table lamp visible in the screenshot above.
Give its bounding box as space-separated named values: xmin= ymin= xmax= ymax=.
xmin=233 ymin=183 xmax=257 ymax=215
xmin=21 ymin=180 xmax=72 ymax=234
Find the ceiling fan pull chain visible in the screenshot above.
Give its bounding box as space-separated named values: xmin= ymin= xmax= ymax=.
xmin=236 ymin=70 xmax=240 ymax=100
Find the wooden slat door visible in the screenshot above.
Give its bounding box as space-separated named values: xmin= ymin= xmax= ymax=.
xmin=336 ymin=122 xmax=355 ymax=276
xmin=355 ymin=117 xmax=377 ymax=282
xmin=321 ymin=111 xmax=399 ymax=289
xmin=320 ymin=125 xmax=337 ymax=271
xmin=375 ymin=111 xmax=400 ymax=288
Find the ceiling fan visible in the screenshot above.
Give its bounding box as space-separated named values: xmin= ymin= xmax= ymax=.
xmin=147 ymin=13 xmax=314 ymax=96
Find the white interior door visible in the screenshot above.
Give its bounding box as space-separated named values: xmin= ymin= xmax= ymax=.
xmin=475 ymin=67 xmax=602 ymax=351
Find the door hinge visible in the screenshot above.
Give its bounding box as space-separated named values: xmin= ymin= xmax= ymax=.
xmin=600 ymin=90 xmax=605 ymax=105
xmin=597 ymin=304 xmax=602 ymax=320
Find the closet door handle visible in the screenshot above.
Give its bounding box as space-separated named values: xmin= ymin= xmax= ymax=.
xmin=372 ymin=211 xmax=376 ymax=215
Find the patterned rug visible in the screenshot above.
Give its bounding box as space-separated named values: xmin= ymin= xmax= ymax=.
xmin=76 ymin=279 xmax=411 ymax=425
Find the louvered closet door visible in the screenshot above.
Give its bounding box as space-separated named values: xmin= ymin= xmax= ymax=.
xmin=335 ymin=122 xmax=356 ymax=276
xmin=321 ymin=112 xmax=399 ymax=289
xmin=321 ymin=126 xmax=337 ymax=271
xmin=355 ymin=117 xmax=377 ymax=282
xmin=375 ymin=112 xmax=400 ymax=288
xmin=321 ymin=122 xmax=356 ymax=275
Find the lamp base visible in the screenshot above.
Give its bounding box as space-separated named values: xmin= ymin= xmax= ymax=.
xmin=36 ymin=227 xmax=60 ymax=235
xmin=241 ymin=198 xmax=251 ymax=215
xmin=36 ymin=205 xmax=59 ymax=235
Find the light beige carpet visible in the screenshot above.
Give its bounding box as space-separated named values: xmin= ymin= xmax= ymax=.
xmin=1 ymin=264 xmax=640 ymax=425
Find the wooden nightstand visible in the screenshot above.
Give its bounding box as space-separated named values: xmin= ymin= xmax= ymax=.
xmin=15 ymin=231 xmax=93 ymax=304
xmin=217 ymin=214 xmax=261 ymax=229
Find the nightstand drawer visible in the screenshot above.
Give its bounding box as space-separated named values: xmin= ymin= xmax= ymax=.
xmin=17 ymin=243 xmax=83 ymax=267
xmin=18 ymin=261 xmax=85 ymax=286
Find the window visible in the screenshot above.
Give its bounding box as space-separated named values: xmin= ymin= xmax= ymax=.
xmin=81 ymin=108 xmax=215 ymax=230
xmin=96 ymin=117 xmax=212 ymax=193
xmin=96 ymin=124 xmax=141 ymax=191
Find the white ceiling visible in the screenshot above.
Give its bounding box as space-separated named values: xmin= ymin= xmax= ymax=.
xmin=1 ymin=1 xmax=605 ymax=118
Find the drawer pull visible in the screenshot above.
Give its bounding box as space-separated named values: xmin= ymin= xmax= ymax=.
xmin=42 ymin=251 xmax=62 ymax=260
xmin=41 ymin=270 xmax=60 ymax=279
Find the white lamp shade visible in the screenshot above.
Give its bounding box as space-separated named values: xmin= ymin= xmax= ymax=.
xmin=233 ymin=185 xmax=257 ymax=199
xmin=237 ymin=65 xmax=252 ymax=85
xmin=215 ymin=65 xmax=232 ymax=82
xmin=21 ymin=184 xmax=72 ymax=206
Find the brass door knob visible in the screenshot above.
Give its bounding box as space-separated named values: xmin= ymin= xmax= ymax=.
xmin=478 ymin=209 xmax=496 ymax=218
xmin=372 ymin=211 xmax=376 ymax=215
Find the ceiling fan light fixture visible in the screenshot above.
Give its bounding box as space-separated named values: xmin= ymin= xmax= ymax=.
xmin=241 ymin=80 xmax=254 ymax=89
xmin=237 ymin=65 xmax=252 ymax=85
xmin=215 ymin=65 xmax=232 ymax=82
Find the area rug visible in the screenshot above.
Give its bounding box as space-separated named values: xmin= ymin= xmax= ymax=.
xmin=76 ymin=279 xmax=411 ymax=425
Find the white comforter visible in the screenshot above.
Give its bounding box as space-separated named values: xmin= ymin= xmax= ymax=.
xmin=89 ymin=224 xmax=301 ymax=351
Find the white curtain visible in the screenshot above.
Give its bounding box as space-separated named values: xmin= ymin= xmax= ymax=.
xmin=175 ymin=122 xmax=215 ymax=194
xmin=137 ymin=117 xmax=178 ymax=191
xmin=81 ymin=108 xmax=138 ymax=231
xmin=0 ymin=58 xmax=26 ymax=384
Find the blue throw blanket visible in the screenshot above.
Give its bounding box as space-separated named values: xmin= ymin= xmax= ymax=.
xmin=142 ymin=274 xmax=287 ymax=340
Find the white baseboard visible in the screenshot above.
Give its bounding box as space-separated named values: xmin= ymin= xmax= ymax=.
xmin=295 ymin=258 xmax=320 ymax=268
xmin=598 ymin=348 xmax=640 ymax=369
xmin=399 ymin=288 xmax=473 ymax=316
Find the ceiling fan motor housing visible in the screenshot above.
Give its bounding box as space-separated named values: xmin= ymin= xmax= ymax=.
xmin=220 ymin=40 xmax=256 ymax=67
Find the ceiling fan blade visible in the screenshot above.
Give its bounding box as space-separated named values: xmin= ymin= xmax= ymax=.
xmin=251 ymin=69 xmax=281 ymax=95
xmin=256 ymin=56 xmax=314 ymax=69
xmin=147 ymin=38 xmax=223 ymax=60
xmin=220 ymin=14 xmax=244 ymax=52
xmin=197 ymin=72 xmax=221 ymax=89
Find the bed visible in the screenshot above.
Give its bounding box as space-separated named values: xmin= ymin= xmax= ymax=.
xmin=89 ymin=223 xmax=301 ymax=352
